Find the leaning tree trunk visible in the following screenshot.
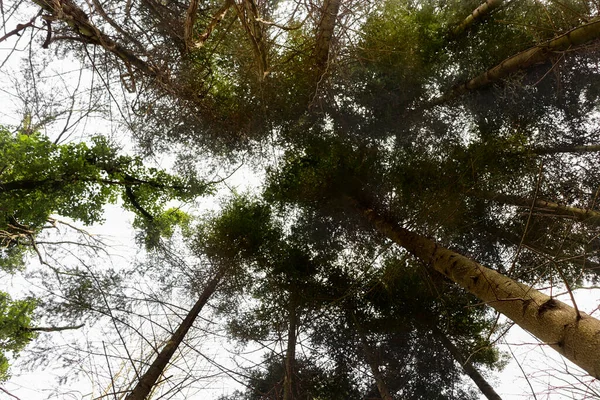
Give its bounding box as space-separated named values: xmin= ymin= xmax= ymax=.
xmin=352 ymin=199 xmax=600 ymax=379
xmin=475 ymin=190 xmax=600 ymax=227
xmin=314 ymin=0 xmax=342 ymax=76
xmin=433 ymin=16 xmax=600 ymax=105
xmin=533 ymin=144 xmax=600 ymax=155
xmin=432 ymin=326 xmax=503 ymax=400
xmin=125 ymin=268 xmax=226 ymax=400
xmin=283 ymin=291 xmax=298 ymax=400
xmin=452 ymin=0 xmax=505 ymax=37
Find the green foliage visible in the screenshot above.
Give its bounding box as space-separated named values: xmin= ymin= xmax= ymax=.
xmin=0 ymin=292 xmax=37 ymax=382
xmin=0 ymin=128 xmax=210 ymax=257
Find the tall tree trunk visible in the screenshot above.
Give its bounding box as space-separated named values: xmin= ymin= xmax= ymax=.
xmin=352 ymin=199 xmax=600 ymax=379
xmin=432 ymin=326 xmax=503 ymax=400
xmin=352 ymin=313 xmax=394 ymax=400
xmin=452 ymin=0 xmax=505 ymax=37
xmin=433 ymin=16 xmax=600 ymax=105
xmin=533 ymin=144 xmax=600 ymax=155
xmin=475 ymin=190 xmax=600 ymax=227
xmin=125 ymin=268 xmax=225 ymax=400
xmin=314 ymin=0 xmax=342 ymax=76
xmin=283 ymin=291 xmax=298 ymax=400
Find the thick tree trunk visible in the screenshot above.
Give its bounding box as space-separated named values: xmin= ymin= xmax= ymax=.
xmin=283 ymin=292 xmax=298 ymax=400
xmin=476 ymin=190 xmax=600 ymax=227
xmin=434 ymin=16 xmax=600 ymax=105
xmin=432 ymin=327 xmax=502 ymax=400
xmin=125 ymin=268 xmax=225 ymax=400
xmin=354 ymin=200 xmax=600 ymax=379
xmin=452 ymin=0 xmax=505 ymax=37
xmin=352 ymin=313 xmax=394 ymax=400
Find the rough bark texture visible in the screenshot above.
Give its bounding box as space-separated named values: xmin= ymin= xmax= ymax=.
xmin=452 ymin=0 xmax=505 ymax=37
xmin=478 ymin=191 xmax=600 ymax=227
xmin=314 ymin=0 xmax=342 ymax=74
xmin=432 ymin=327 xmax=502 ymax=400
xmin=435 ymin=16 xmax=600 ymax=105
xmin=125 ymin=269 xmax=225 ymax=400
xmin=283 ymin=293 xmax=298 ymax=400
xmin=357 ymin=203 xmax=600 ymax=379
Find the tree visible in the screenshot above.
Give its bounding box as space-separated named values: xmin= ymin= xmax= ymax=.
xmin=264 ymin=137 xmax=600 ymax=379
xmin=5 ymin=0 xmax=600 ymax=397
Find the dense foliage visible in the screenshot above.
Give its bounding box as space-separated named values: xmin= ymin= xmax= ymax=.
xmin=3 ymin=0 xmax=600 ymax=398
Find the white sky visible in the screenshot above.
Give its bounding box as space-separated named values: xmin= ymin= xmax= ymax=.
xmin=1 ymin=4 xmax=600 ymax=400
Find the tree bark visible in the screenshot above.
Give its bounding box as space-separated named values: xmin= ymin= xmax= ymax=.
xmin=32 ymin=0 xmax=161 ymax=80
xmin=283 ymin=291 xmax=298 ymax=400
xmin=452 ymin=0 xmax=505 ymax=37
xmin=353 ymin=199 xmax=600 ymax=379
xmin=125 ymin=268 xmax=225 ymax=400
xmin=314 ymin=0 xmax=342 ymax=75
xmin=432 ymin=326 xmax=503 ymax=400
xmin=476 ymin=190 xmax=600 ymax=227
xmin=533 ymin=144 xmax=600 ymax=155
xmin=433 ymin=16 xmax=600 ymax=105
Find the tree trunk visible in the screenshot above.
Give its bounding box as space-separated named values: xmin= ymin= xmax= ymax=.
xmin=352 ymin=313 xmax=394 ymax=400
xmin=125 ymin=268 xmax=225 ymax=400
xmin=432 ymin=326 xmax=503 ymax=400
xmin=533 ymin=144 xmax=600 ymax=155
xmin=475 ymin=190 xmax=600 ymax=227
xmin=353 ymin=199 xmax=600 ymax=379
xmin=283 ymin=291 xmax=298 ymax=400
xmin=314 ymin=0 xmax=342 ymax=75
xmin=452 ymin=0 xmax=505 ymax=37
xmin=27 ymin=324 xmax=84 ymax=332
xmin=433 ymin=16 xmax=600 ymax=105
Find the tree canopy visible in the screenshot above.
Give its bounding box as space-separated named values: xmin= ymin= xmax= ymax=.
xmin=2 ymin=0 xmax=600 ymax=398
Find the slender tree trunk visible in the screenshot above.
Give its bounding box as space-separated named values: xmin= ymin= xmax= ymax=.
xmin=352 ymin=313 xmax=394 ymax=400
xmin=433 ymin=16 xmax=600 ymax=105
xmin=475 ymin=190 xmax=600 ymax=227
xmin=27 ymin=324 xmax=84 ymax=332
xmin=283 ymin=291 xmax=298 ymax=400
xmin=533 ymin=144 xmax=600 ymax=155
xmin=125 ymin=268 xmax=225 ymax=400
xmin=432 ymin=326 xmax=502 ymax=400
xmin=352 ymin=199 xmax=600 ymax=379
xmin=314 ymin=0 xmax=342 ymax=75
xmin=190 ymin=0 xmax=233 ymax=49
xmin=452 ymin=0 xmax=505 ymax=37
